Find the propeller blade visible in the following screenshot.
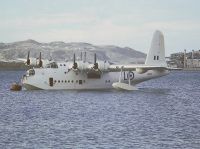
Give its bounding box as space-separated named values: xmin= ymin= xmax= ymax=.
xmin=94 ymin=53 xmax=96 ymax=64
xmin=27 ymin=51 xmax=30 ymax=59
xmin=73 ymin=53 xmax=78 ymax=69
xmin=26 ymin=51 xmax=30 ymax=65
xmin=80 ymin=52 xmax=82 ymax=61
xmin=40 ymin=52 xmax=41 ymax=60
xmin=73 ymin=53 xmax=76 ymax=64
xmin=93 ymin=53 xmax=98 ymax=70
xmin=39 ymin=52 xmax=43 ymax=67
xmin=84 ymin=52 xmax=86 ymax=62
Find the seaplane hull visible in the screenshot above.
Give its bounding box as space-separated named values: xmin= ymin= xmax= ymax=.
xmin=22 ymin=68 xmax=169 ymax=90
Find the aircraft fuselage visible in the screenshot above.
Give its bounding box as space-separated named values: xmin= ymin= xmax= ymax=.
xmin=22 ymin=64 xmax=169 ymax=90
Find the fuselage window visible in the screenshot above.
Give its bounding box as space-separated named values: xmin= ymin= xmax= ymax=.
xmin=154 ymin=56 xmax=156 ymax=60
xmin=60 ymin=64 xmax=62 ymax=66
xmin=58 ymin=80 xmax=60 ymax=83
xmin=157 ymin=56 xmax=159 ymax=60
xmin=62 ymin=80 xmax=63 ymax=83
xmin=68 ymin=80 xmax=70 ymax=83
xmin=71 ymin=80 xmax=73 ymax=83
xmin=79 ymin=80 xmax=82 ymax=85
xmin=65 ymin=80 xmax=67 ymax=83
xmin=54 ymin=80 xmax=57 ymax=83
xmin=64 ymin=64 xmax=66 ymax=66
xmin=105 ymin=80 xmax=110 ymax=83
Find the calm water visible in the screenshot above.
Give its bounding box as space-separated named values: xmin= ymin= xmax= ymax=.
xmin=0 ymin=70 xmax=200 ymax=149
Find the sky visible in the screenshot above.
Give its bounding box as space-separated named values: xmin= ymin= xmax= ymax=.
xmin=0 ymin=0 xmax=200 ymax=56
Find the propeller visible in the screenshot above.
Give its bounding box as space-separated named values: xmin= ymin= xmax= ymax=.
xmin=87 ymin=53 xmax=101 ymax=78
xmin=38 ymin=52 xmax=43 ymax=67
xmin=80 ymin=52 xmax=82 ymax=61
xmin=93 ymin=53 xmax=98 ymax=70
xmin=72 ymin=53 xmax=78 ymax=69
xmin=26 ymin=51 xmax=30 ymax=65
xmin=84 ymin=52 xmax=86 ymax=63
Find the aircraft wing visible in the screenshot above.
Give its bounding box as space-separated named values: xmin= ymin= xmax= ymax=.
xmin=108 ymin=64 xmax=168 ymax=72
xmin=17 ymin=58 xmax=51 ymax=66
xmin=17 ymin=58 xmax=27 ymax=63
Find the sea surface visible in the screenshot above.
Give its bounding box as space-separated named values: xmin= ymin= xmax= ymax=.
xmin=0 ymin=70 xmax=200 ymax=149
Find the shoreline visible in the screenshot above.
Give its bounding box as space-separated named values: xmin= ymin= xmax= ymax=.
xmin=182 ymin=68 xmax=200 ymax=71
xmin=0 ymin=61 xmax=30 ymax=71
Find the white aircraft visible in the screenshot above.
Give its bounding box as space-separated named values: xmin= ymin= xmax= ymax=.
xmin=21 ymin=30 xmax=170 ymax=90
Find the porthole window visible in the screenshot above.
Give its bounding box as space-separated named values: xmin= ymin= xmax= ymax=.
xmin=68 ymin=80 xmax=70 ymax=83
xmin=65 ymin=80 xmax=67 ymax=83
xmin=58 ymin=80 xmax=60 ymax=83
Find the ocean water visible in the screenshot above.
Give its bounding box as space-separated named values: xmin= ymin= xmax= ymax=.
xmin=0 ymin=70 xmax=200 ymax=149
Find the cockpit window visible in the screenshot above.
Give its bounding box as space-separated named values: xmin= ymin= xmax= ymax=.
xmin=46 ymin=62 xmax=58 ymax=68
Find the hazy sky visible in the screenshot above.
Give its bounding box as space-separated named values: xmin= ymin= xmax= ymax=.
xmin=0 ymin=0 xmax=200 ymax=55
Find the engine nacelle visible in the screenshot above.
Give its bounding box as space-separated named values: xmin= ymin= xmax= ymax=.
xmin=136 ymin=68 xmax=147 ymax=74
xmin=25 ymin=58 xmax=46 ymax=67
xmin=25 ymin=58 xmax=37 ymax=66
xmin=77 ymin=61 xmax=90 ymax=71
xmin=97 ymin=61 xmax=110 ymax=71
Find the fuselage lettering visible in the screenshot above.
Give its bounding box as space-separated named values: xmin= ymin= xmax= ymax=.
xmin=124 ymin=71 xmax=134 ymax=80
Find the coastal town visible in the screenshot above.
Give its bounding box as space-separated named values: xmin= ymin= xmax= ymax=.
xmin=167 ymin=49 xmax=200 ymax=70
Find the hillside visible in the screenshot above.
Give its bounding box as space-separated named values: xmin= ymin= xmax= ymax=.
xmin=0 ymin=39 xmax=146 ymax=69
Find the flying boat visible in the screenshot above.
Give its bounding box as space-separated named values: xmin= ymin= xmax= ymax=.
xmin=21 ymin=30 xmax=170 ymax=90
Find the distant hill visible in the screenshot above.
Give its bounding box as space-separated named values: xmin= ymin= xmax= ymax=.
xmin=0 ymin=39 xmax=146 ymax=64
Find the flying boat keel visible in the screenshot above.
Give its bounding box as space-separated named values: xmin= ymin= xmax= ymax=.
xmin=112 ymin=82 xmax=138 ymax=91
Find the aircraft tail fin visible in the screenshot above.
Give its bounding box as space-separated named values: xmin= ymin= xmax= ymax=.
xmin=145 ymin=30 xmax=167 ymax=67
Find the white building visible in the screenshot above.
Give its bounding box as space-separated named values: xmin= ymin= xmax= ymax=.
xmin=186 ymin=59 xmax=200 ymax=68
